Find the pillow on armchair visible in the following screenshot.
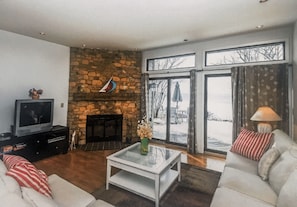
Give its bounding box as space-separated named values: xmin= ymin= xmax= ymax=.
xmin=230 ymin=128 xmax=273 ymax=161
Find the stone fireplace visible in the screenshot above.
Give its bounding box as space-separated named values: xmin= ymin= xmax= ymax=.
xmin=67 ymin=48 xmax=142 ymax=145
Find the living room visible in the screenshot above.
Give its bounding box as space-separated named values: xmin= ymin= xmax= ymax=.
xmin=1 ymin=1 xmax=297 ymax=207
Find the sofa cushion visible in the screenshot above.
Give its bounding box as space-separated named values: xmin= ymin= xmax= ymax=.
xmin=48 ymin=174 xmax=95 ymax=207
xmin=0 ymin=192 xmax=32 ymax=207
xmin=0 ymin=160 xmax=7 ymax=175
xmin=6 ymin=161 xmax=52 ymax=197
xmin=272 ymin=129 xmax=295 ymax=153
xmin=210 ymin=187 xmax=274 ymax=207
xmin=0 ymin=174 xmax=22 ymax=197
xmin=258 ymin=147 xmax=280 ymax=180
xmin=225 ymin=151 xmax=258 ymax=175
xmin=230 ymin=128 xmax=273 ymax=161
xmin=22 ymin=187 xmax=58 ymax=207
xmin=269 ymin=147 xmax=297 ymax=194
xmin=277 ymin=169 xmax=297 ymax=207
xmin=218 ymin=167 xmax=277 ymax=205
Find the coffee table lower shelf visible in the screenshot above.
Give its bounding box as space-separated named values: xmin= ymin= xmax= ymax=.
xmin=109 ymin=169 xmax=179 ymax=201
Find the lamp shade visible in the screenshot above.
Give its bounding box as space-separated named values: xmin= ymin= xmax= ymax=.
xmin=250 ymin=106 xmax=282 ymax=122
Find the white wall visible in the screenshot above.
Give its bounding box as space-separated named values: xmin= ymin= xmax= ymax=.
xmin=0 ymin=30 xmax=70 ymax=134
xmin=142 ymin=26 xmax=293 ymax=69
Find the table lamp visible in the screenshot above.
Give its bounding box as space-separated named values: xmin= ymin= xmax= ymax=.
xmin=250 ymin=106 xmax=282 ymax=133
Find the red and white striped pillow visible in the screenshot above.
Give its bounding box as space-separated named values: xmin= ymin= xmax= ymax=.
xmin=3 ymin=154 xmax=31 ymax=169
xmin=231 ymin=128 xmax=273 ymax=161
xmin=4 ymin=155 xmax=52 ymax=197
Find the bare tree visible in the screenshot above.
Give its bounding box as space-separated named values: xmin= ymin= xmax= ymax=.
xmin=149 ymin=57 xmax=185 ymax=119
xmin=213 ymin=43 xmax=284 ymax=65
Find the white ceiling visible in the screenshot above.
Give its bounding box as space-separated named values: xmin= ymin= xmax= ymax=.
xmin=0 ymin=0 xmax=296 ymax=50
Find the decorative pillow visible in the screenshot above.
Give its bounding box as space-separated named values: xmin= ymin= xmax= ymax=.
xmin=5 ymin=160 xmax=52 ymax=198
xmin=230 ymin=128 xmax=273 ymax=161
xmin=258 ymin=147 xmax=280 ymax=180
xmin=3 ymin=155 xmax=31 ymax=169
xmin=277 ymin=169 xmax=297 ymax=207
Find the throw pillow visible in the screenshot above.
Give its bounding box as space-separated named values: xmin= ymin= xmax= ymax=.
xmin=3 ymin=155 xmax=31 ymax=169
xmin=258 ymin=147 xmax=280 ymax=180
xmin=5 ymin=160 xmax=52 ymax=198
xmin=230 ymin=128 xmax=273 ymax=161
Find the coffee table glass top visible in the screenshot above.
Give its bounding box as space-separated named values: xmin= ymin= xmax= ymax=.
xmin=110 ymin=142 xmax=180 ymax=169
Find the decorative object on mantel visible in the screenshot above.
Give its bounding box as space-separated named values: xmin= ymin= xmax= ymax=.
xmin=250 ymin=106 xmax=282 ymax=133
xmin=99 ymin=77 xmax=117 ymax=93
xmin=137 ymin=116 xmax=153 ymax=155
xmin=28 ymin=88 xmax=43 ymax=99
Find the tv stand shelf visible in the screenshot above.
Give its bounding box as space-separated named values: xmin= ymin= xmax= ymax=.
xmin=0 ymin=125 xmax=69 ymax=162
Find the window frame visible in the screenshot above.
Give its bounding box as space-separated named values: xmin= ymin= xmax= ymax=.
xmin=146 ymin=53 xmax=196 ymax=72
xmin=148 ymin=76 xmax=190 ymax=147
xmin=204 ymin=73 xmax=232 ymax=154
xmin=204 ymin=41 xmax=286 ymax=68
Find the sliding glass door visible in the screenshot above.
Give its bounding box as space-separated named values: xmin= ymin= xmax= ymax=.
xmin=148 ymin=78 xmax=190 ymax=145
xmin=204 ymin=74 xmax=232 ymax=153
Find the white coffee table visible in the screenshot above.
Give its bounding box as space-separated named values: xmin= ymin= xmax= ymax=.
xmin=106 ymin=142 xmax=181 ymax=207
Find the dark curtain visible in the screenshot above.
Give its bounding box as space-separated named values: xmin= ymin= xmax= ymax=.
xmin=231 ymin=63 xmax=289 ymax=141
xmin=141 ymin=73 xmax=149 ymax=118
xmin=187 ymin=70 xmax=197 ymax=153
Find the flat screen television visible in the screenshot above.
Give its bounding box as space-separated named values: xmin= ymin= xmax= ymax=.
xmin=13 ymin=99 xmax=54 ymax=137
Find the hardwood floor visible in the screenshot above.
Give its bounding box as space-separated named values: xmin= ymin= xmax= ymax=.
xmin=34 ymin=146 xmax=225 ymax=193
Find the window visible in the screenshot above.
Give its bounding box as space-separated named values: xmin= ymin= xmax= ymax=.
xmin=205 ymin=42 xmax=285 ymax=66
xmin=147 ymin=54 xmax=195 ymax=71
xmin=204 ymin=74 xmax=232 ymax=153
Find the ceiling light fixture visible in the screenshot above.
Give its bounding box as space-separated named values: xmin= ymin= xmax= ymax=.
xmin=256 ymin=25 xmax=264 ymax=29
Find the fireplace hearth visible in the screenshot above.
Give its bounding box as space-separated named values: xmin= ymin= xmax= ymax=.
xmin=86 ymin=114 xmax=123 ymax=143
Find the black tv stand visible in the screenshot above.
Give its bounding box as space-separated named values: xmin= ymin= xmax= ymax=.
xmin=0 ymin=125 xmax=69 ymax=162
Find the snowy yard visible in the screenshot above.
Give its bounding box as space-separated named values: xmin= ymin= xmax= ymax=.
xmin=152 ymin=119 xmax=232 ymax=152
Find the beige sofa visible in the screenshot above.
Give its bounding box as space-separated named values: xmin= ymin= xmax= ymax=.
xmin=0 ymin=158 xmax=113 ymax=207
xmin=210 ymin=129 xmax=297 ymax=207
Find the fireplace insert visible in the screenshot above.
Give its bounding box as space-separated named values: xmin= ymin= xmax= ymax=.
xmin=86 ymin=114 xmax=123 ymax=143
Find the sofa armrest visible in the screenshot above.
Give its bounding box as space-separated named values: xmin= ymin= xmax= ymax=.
xmin=225 ymin=151 xmax=258 ymax=175
xmin=48 ymin=174 xmax=95 ymax=207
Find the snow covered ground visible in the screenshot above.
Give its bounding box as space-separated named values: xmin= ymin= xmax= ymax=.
xmin=152 ymin=119 xmax=232 ymax=152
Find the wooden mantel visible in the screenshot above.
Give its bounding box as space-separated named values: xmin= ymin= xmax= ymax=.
xmin=72 ymin=92 xmax=140 ymax=101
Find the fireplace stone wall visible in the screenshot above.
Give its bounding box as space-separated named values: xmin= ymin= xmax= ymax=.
xmin=67 ymin=48 xmax=142 ymax=145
